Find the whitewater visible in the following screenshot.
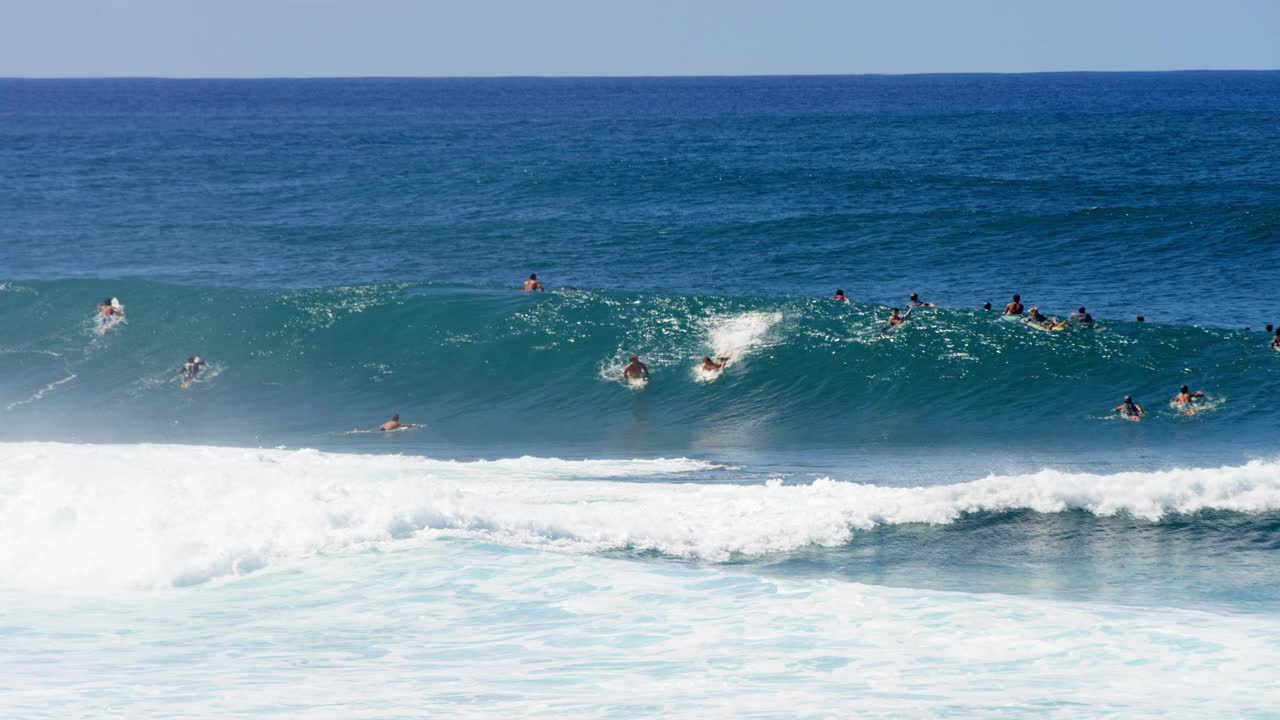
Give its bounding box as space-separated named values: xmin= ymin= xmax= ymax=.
xmin=3 ymin=441 xmax=1280 ymax=718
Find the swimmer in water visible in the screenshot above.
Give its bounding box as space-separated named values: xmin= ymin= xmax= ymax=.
xmin=1069 ymin=306 xmax=1094 ymax=325
xmin=1003 ymin=294 xmax=1024 ymax=316
xmin=522 ymin=273 xmax=545 ymax=292
xmin=1271 ymin=328 xmax=1280 ymax=350
xmin=701 ymin=356 xmax=729 ymax=371
xmin=983 ymin=302 xmax=992 ymax=311
xmin=1173 ymin=385 xmax=1205 ymax=415
xmin=623 ymin=354 xmax=649 ymax=381
xmin=1113 ymin=396 xmax=1144 ymax=422
xmin=180 ymin=355 xmax=206 ymax=388
xmin=907 ymin=293 xmax=935 ymax=309
xmin=832 ymin=289 xmax=849 ymax=302
xmin=886 ymin=307 xmax=905 ymax=327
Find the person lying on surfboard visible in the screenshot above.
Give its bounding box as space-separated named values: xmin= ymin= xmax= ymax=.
xmin=522 ymin=273 xmax=545 ymax=292
xmin=623 ymin=355 xmax=649 ymax=381
xmin=1070 ymin=306 xmax=1095 ymax=325
xmin=907 ymin=293 xmax=935 ymax=309
xmin=701 ymin=356 xmax=729 ymax=371
xmin=832 ymin=289 xmax=849 ymax=302
xmin=1113 ymin=396 xmax=1144 ymax=421
xmin=1026 ymin=307 xmax=1068 ymax=330
xmin=1271 ymin=328 xmax=1280 ymax=351
xmin=180 ymin=356 xmax=206 ymax=388
xmin=1173 ymin=385 xmax=1205 ymax=415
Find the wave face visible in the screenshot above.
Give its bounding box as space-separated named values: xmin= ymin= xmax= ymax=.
xmin=1 ymin=280 xmax=1277 ymax=459
xmin=4 ymin=442 xmax=1279 ymax=604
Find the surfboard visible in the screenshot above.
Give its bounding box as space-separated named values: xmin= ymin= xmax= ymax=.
xmin=1026 ymin=320 xmax=1065 ymax=332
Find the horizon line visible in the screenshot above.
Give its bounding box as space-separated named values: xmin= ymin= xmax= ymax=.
xmin=3 ymin=68 xmax=1279 ymax=82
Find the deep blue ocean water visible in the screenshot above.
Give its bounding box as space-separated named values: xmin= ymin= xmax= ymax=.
xmin=3 ymin=73 xmax=1280 ymax=717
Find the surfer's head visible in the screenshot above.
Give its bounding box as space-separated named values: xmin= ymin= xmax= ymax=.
xmin=890 ymin=307 xmax=900 ymax=314
xmin=703 ymin=356 xmax=712 ymax=362
xmin=1078 ymin=306 xmax=1086 ymax=313
xmin=835 ymin=289 xmax=844 ymax=296
xmin=1124 ymin=396 xmax=1133 ymax=403
xmin=391 ymin=414 xmax=399 ymax=422
xmin=529 ymin=273 xmax=537 ymax=280
xmin=1012 ymin=294 xmax=1020 ymax=302
xmin=1137 ymin=315 xmax=1145 ymax=322
xmin=1180 ymin=385 xmax=1189 ymax=394
xmin=630 ymin=354 xmax=639 ymax=362
xmin=983 ymin=302 xmax=991 ymax=310
xmin=187 ymin=355 xmax=195 ymax=363
xmin=102 ymin=297 xmax=112 ymax=305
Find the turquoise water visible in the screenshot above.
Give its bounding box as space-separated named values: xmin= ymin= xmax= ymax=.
xmin=2 ymin=74 xmax=1280 ymax=717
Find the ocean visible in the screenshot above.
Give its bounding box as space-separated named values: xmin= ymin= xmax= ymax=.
xmin=2 ymin=72 xmax=1280 ymax=717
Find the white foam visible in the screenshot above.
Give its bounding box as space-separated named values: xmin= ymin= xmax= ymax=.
xmin=3 ymin=441 xmax=1280 ymax=592
xmin=5 ymin=541 xmax=1280 ymax=718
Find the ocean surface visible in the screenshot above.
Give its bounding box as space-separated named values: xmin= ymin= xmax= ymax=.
xmin=2 ymin=73 xmax=1280 ymax=717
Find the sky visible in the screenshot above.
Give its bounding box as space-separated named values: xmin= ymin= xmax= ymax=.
xmin=1 ymin=0 xmax=1278 ymax=78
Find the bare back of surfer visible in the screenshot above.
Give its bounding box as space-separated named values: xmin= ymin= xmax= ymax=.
xmin=701 ymin=356 xmax=729 ymax=371
xmin=1113 ymin=396 xmax=1144 ymax=421
xmin=1173 ymin=385 xmax=1205 ymax=415
xmin=379 ymin=414 xmax=404 ymax=431
xmin=1003 ymin=294 xmax=1024 ymax=316
xmin=523 ymin=273 xmax=545 ymax=292
xmin=623 ymin=355 xmax=649 ymax=381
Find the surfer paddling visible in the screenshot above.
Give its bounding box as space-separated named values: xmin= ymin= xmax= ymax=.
xmin=1271 ymin=328 xmax=1280 ymax=351
xmin=523 ymin=273 xmax=545 ymax=292
xmin=1173 ymin=385 xmax=1205 ymax=415
xmin=180 ymin=356 xmax=206 ymax=389
xmin=832 ymin=289 xmax=849 ymax=302
xmin=623 ymin=354 xmax=649 ymax=381
xmin=96 ymin=296 xmax=125 ymax=333
xmin=378 ymin=413 xmax=422 ymax=431
xmin=1003 ymin=294 xmax=1024 ymax=316
xmin=907 ymin=293 xmax=934 ymax=309
xmin=701 ymin=356 xmax=729 ymax=372
xmin=1026 ymin=307 xmax=1068 ymax=330
xmin=1113 ymin=396 xmax=1144 ymax=422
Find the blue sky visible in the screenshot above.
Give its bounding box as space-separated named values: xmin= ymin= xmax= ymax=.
xmin=2 ymin=0 xmax=1278 ymax=77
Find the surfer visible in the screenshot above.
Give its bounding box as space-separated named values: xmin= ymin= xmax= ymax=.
xmin=1070 ymin=306 xmax=1094 ymax=325
xmin=832 ymin=289 xmax=849 ymax=302
xmin=623 ymin=355 xmax=649 ymax=381
xmin=1271 ymin=328 xmax=1280 ymax=350
xmin=1026 ymin=307 xmax=1067 ymax=330
xmin=701 ymin=356 xmax=729 ymax=372
xmin=97 ymin=297 xmax=123 ymax=319
xmin=1113 ymin=396 xmax=1144 ymax=422
xmin=1002 ymin=294 xmax=1024 ymax=316
xmin=886 ymin=307 xmax=905 ymax=328
xmin=180 ymin=356 xmax=206 ymax=388
xmin=1173 ymin=385 xmax=1205 ymax=415
xmin=522 ymin=273 xmax=545 ymax=292
xmin=379 ymin=414 xmax=405 ymax=431
xmin=983 ymin=302 xmax=992 ymax=311
xmin=907 ymin=293 xmax=934 ymax=309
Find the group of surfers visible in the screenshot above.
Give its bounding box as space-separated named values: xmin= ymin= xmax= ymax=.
xmin=97 ymin=275 xmax=1274 ymax=430
xmin=97 ymin=296 xmax=207 ymax=388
